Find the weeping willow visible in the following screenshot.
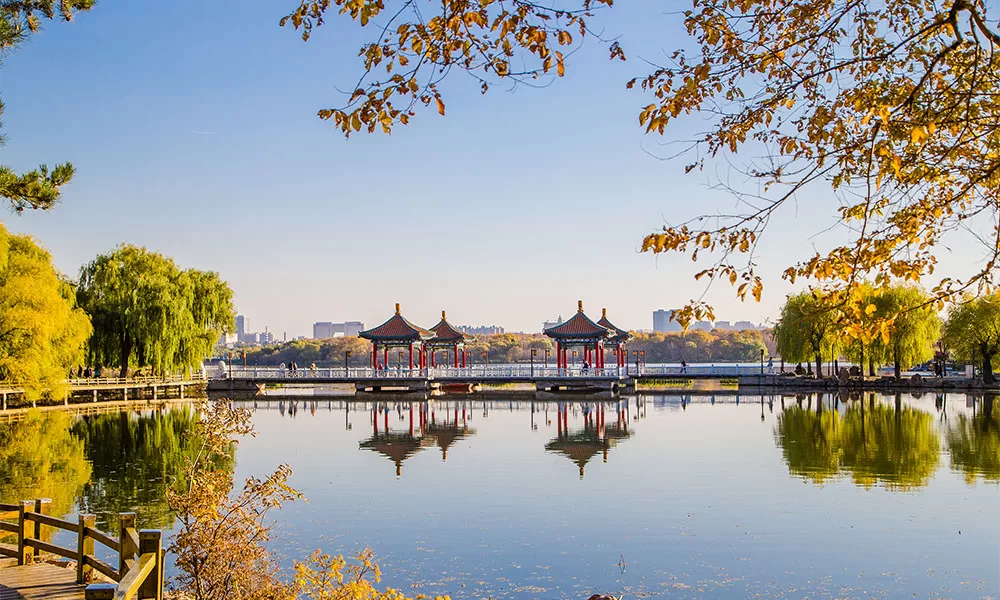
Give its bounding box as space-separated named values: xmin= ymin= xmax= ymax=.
xmin=77 ymin=245 xmax=234 ymax=378
xmin=0 ymin=223 xmax=92 ymax=399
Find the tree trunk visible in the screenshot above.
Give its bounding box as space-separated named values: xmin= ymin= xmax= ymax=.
xmin=984 ymin=394 xmax=995 ymax=422
xmin=859 ymin=346 xmax=865 ymax=377
xmin=868 ymin=358 xmax=875 ymax=377
xmin=119 ymin=333 xmax=132 ymax=379
xmin=982 ymin=348 xmax=996 ymax=385
xmin=815 ymin=354 xmax=823 ymax=379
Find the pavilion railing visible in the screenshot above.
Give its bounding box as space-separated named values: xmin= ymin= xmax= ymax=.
xmin=0 ymin=499 xmax=164 ymax=600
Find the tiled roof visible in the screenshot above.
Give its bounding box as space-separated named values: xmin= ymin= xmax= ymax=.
xmin=544 ymin=301 xmax=610 ymax=339
xmin=428 ymin=311 xmax=470 ymax=344
xmin=597 ymin=308 xmax=633 ymax=343
xmin=358 ymin=304 xmax=432 ymax=341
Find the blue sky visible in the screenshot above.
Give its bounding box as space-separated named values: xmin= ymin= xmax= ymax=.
xmin=3 ymin=1 xmax=969 ymax=337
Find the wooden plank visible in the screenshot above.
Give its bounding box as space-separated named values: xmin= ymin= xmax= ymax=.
xmin=83 ymin=556 xmax=118 ymax=583
xmin=24 ymin=538 xmax=78 ymax=561
xmin=113 ymin=553 xmax=155 ymax=600
xmin=0 ymin=543 xmax=16 ymax=558
xmin=0 ymin=504 xmax=17 ymax=512
xmin=83 ymin=528 xmax=118 ymax=554
xmin=25 ymin=512 xmax=78 ymax=534
xmin=0 ymin=561 xmax=86 ymax=600
xmin=0 ymin=521 xmax=18 ymax=533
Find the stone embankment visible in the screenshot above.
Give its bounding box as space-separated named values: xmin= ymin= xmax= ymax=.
xmin=740 ymin=372 xmax=997 ymax=392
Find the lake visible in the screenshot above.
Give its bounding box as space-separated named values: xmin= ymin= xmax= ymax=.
xmin=1 ymin=391 xmax=997 ymax=599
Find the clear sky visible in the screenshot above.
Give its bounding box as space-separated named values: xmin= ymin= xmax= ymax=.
xmin=1 ymin=1 xmax=974 ymax=337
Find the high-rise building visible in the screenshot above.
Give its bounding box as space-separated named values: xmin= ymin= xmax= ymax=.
xmin=691 ymin=321 xmax=714 ymax=332
xmin=313 ymin=321 xmax=366 ymax=339
xmin=235 ymin=315 xmax=248 ymax=337
xmin=715 ymin=320 xmax=733 ymax=330
xmin=653 ymin=309 xmax=683 ymax=332
xmin=457 ymin=325 xmax=505 ymax=335
xmin=733 ymin=320 xmax=757 ymax=331
xmin=542 ymin=316 xmax=564 ymax=333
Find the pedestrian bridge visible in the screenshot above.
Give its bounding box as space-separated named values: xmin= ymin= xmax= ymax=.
xmin=211 ymin=365 xmax=769 ymax=394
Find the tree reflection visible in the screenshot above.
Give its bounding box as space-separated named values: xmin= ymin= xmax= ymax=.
xmin=840 ymin=399 xmax=940 ymax=490
xmin=775 ymin=403 xmax=843 ymax=484
xmin=946 ymin=396 xmax=999 ymax=483
xmin=776 ymin=397 xmax=940 ymax=489
xmin=0 ymin=411 xmax=91 ymax=531
xmin=71 ymin=407 xmax=223 ymax=529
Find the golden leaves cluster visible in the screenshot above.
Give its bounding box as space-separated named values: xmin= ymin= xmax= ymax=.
xmin=281 ymin=0 xmax=619 ymax=136
xmin=633 ymin=0 xmax=1000 ymax=321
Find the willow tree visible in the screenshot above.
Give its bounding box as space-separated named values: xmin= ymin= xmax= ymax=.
xmin=942 ymin=295 xmax=1000 ymax=384
xmin=773 ymin=292 xmax=840 ymax=377
xmin=0 ymin=224 xmax=92 ymax=399
xmin=774 ymin=403 xmax=843 ymax=483
xmin=77 ymin=245 xmax=235 ymax=378
xmin=1 ymin=1 xmax=92 ymax=211
xmin=839 ymin=401 xmax=940 ymax=490
xmin=873 ymin=286 xmax=942 ymax=378
xmin=282 ymin=0 xmax=1000 ymax=330
xmin=946 ymin=405 xmax=999 ymax=484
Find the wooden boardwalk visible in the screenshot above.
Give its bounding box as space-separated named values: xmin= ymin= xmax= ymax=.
xmin=0 ymin=558 xmax=84 ymax=600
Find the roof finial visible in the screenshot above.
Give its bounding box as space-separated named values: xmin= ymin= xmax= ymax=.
xmin=441 ymin=310 xmax=447 ymax=321
xmin=602 ymin=307 xmax=607 ymax=319
xmin=395 ymin=303 xmax=401 ymax=315
xmin=578 ymin=300 xmax=584 ymax=313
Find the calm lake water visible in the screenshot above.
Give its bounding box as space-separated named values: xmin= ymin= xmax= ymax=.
xmin=1 ymin=392 xmax=997 ymax=599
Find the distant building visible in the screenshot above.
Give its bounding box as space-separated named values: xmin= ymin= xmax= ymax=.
xmin=691 ymin=321 xmax=714 ymax=332
xmin=217 ymin=332 xmax=237 ymax=348
xmin=715 ymin=320 xmax=733 ymax=330
xmin=313 ymin=321 xmax=366 ymax=339
xmin=733 ymin=320 xmax=758 ymax=331
xmin=456 ymin=325 xmax=505 ymax=335
xmin=259 ymin=331 xmax=274 ymax=345
xmin=235 ymin=315 xmax=248 ymax=337
xmin=653 ymin=309 xmax=683 ymax=332
xmin=542 ymin=316 xmax=564 ymax=333
xmin=239 ymin=332 xmax=261 ymax=345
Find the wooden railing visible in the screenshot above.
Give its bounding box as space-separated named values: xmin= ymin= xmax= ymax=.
xmin=0 ymin=499 xmax=164 ymax=600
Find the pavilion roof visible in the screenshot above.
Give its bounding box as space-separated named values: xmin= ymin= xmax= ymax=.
xmin=545 ymin=426 xmax=632 ymax=478
xmin=358 ymin=304 xmax=433 ymax=342
xmin=543 ymin=301 xmax=611 ymax=340
xmin=596 ymin=308 xmax=633 ymax=344
xmin=427 ymin=311 xmax=471 ymax=344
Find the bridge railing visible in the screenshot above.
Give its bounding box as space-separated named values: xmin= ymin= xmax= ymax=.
xmin=638 ymin=365 xmax=766 ymax=376
xmin=0 ymin=499 xmax=164 ymax=600
xmin=221 ymin=365 xmax=628 ymax=379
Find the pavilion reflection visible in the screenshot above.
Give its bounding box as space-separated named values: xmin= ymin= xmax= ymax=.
xmin=359 ymin=400 xmax=478 ymax=475
xmin=545 ymin=401 xmax=632 ymax=478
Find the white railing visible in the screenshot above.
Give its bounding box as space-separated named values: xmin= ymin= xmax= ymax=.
xmin=222 ymin=365 xmax=627 ymax=380
xmin=637 ymin=365 xmax=768 ymax=376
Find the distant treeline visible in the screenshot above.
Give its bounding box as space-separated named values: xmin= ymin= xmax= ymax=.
xmin=229 ymin=329 xmax=770 ymax=367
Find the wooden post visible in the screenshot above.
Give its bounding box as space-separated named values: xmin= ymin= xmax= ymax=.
xmin=139 ymin=530 xmax=163 ymax=600
xmin=17 ymin=500 xmax=33 ymax=565
xmin=1 ymin=391 xmax=6 ymax=411
xmin=32 ymin=498 xmax=51 ymax=561
xmin=179 ymin=384 xmax=184 ymax=399
xmin=152 ymin=385 xmax=157 ymax=401
xmin=78 ymin=514 xmax=96 ymax=583
xmin=118 ymin=512 xmax=137 ymax=576
xmin=93 ymin=389 xmax=98 ymax=403
xmin=123 ymin=386 xmax=128 ymax=402
xmin=85 ymin=583 xmax=116 ymax=600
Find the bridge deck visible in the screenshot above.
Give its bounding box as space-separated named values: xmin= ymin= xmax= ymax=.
xmin=0 ymin=559 xmax=84 ymax=600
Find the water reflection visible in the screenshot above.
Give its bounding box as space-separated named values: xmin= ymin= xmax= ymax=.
xmin=946 ymin=395 xmax=999 ymax=483
xmin=71 ymin=407 xmax=208 ymax=529
xmin=0 ymin=412 xmax=91 ymax=528
xmin=775 ymin=393 xmax=941 ymax=489
xmin=359 ymin=401 xmax=477 ymax=476
xmin=546 ymin=402 xmax=632 ymax=478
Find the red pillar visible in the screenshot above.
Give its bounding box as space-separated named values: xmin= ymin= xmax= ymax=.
xmin=431 ymin=350 xmax=436 ymax=368
xmin=384 ymin=409 xmax=389 ymax=432
xmin=461 ymin=348 xmax=466 ymax=368
xmin=383 ymin=347 xmax=388 ymax=370
xmin=372 ymin=343 xmax=377 ymax=368
xmin=409 ymin=403 xmax=414 ymax=436
xmin=408 ymin=343 xmax=414 ymax=371
xmin=556 ymin=342 xmax=562 ymax=369
xmin=373 ymin=407 xmax=378 ymax=435
xmin=454 ymin=345 xmax=459 ymax=368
